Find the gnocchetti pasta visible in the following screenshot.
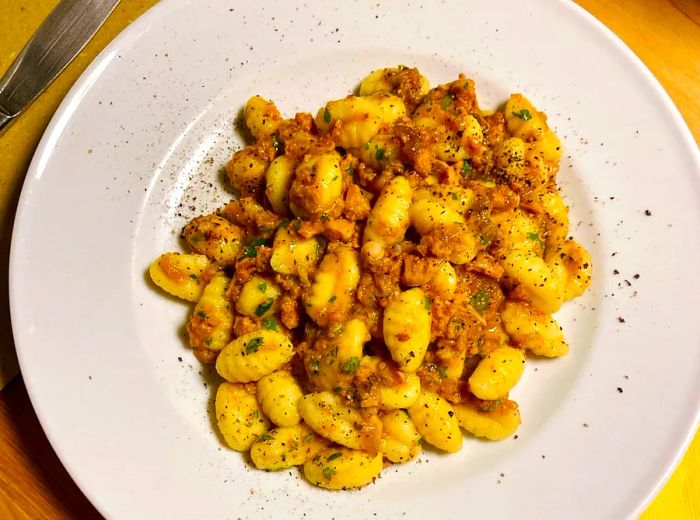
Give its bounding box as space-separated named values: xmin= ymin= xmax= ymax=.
xmin=149 ymin=66 xmax=592 ymax=490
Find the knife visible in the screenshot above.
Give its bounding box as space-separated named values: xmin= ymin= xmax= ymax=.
xmin=0 ymin=0 xmax=121 ymax=132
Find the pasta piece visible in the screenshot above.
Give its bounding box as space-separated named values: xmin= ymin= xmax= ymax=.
xmin=226 ymin=145 xmax=270 ymax=196
xmin=336 ymin=318 xmax=370 ymax=361
xmin=505 ymin=94 xmax=561 ymax=163
xmin=409 ymin=198 xmax=466 ymax=235
xmin=303 ymin=447 xmax=383 ymax=490
xmin=495 ymin=137 xmax=527 ymax=178
xmin=215 ymin=382 xmax=269 ymax=451
xmin=501 ymin=249 xmax=567 ymax=313
xmin=468 ymin=346 xmax=526 ymax=400
xmin=244 ymin=95 xmax=282 ymax=139
xmin=256 ymin=370 xmax=303 ymax=427
xmin=216 ymin=330 xmax=294 ymax=383
xmin=383 ymin=288 xmax=431 ymax=372
xmin=424 ymin=261 xmax=457 ymax=299
xmin=358 ymin=67 xmax=430 ymax=97
xmin=289 ymin=151 xmax=344 ymax=218
xmin=250 ymin=423 xmax=327 ymax=470
xmin=407 ymin=391 xmax=462 ymax=453
xmin=366 ymin=92 xmax=407 ymax=123
xmin=363 ymin=175 xmax=412 ymax=245
xmin=265 ymin=155 xmax=295 ymax=215
xmin=379 ymin=371 xmax=421 ymax=410
xmin=453 ymin=399 xmax=521 ymax=440
xmin=501 ymin=300 xmax=568 ymax=357
xmin=269 ymin=226 xmax=324 ymax=280
xmin=541 ymin=190 xmax=570 ymax=247
xmin=412 ymin=184 xmax=475 ymax=216
xmin=359 ymin=133 xmax=401 ymax=170
xmin=414 ymin=109 xmax=483 ymax=163
xmin=298 ymin=391 xmax=382 ymax=452
xmin=235 ymin=276 xmax=281 ymax=319
xmin=315 ymin=94 xmax=404 ymax=149
xmin=182 ymin=214 xmax=245 ymax=266
xmin=379 ymin=409 xmax=422 ymax=463
xmin=558 ymin=240 xmax=593 ymax=300
xmin=149 ymin=252 xmax=210 ymax=302
xmin=187 ymin=272 xmax=233 ymax=352
xmin=304 ymin=246 xmax=361 ymax=327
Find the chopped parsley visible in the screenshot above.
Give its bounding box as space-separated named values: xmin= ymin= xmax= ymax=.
xmin=257 ymin=282 xmax=268 ymax=292
xmin=243 ymin=236 xmax=266 ymax=258
xmin=440 ymin=94 xmax=455 ymax=110
xmin=375 ymin=147 xmax=386 ymax=161
xmin=254 ymin=298 xmax=274 ymax=317
xmin=258 ymin=433 xmax=273 ymax=442
xmin=323 ymin=107 xmax=331 ymax=123
xmin=340 ymin=357 xmax=360 ymax=374
xmin=438 ymin=365 xmax=448 ymax=379
xmin=197 ymin=310 xmax=207 ymax=319
xmin=309 ymin=358 xmax=320 ymax=374
xmin=322 ymin=467 xmax=336 ymax=480
xmin=328 ymin=295 xmax=337 ymax=303
xmin=320 ymin=213 xmax=330 ymax=222
xmin=271 ymin=135 xmax=282 ymax=153
xmin=262 ymin=317 xmax=277 ymax=331
xmin=424 ymin=296 xmax=431 ymax=310
xmin=188 ymin=274 xmax=198 ymax=280
xmin=278 ymin=219 xmax=290 ymax=229
xmin=470 ymin=289 xmax=490 ymax=313
xmin=332 ymin=386 xmax=342 ymax=393
xmin=461 ymin=159 xmax=472 ymax=177
xmin=513 ymin=109 xmax=532 ymax=121
xmin=245 ymin=337 xmax=264 ymax=354
xmin=327 ymin=452 xmax=343 ymax=462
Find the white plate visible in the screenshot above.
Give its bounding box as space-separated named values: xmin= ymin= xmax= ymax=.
xmin=10 ymin=0 xmax=700 ymax=518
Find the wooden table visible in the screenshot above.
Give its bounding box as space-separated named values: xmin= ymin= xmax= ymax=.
xmin=0 ymin=1 xmax=698 ymax=518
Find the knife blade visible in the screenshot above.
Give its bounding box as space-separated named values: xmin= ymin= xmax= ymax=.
xmin=0 ymin=0 xmax=121 ymax=132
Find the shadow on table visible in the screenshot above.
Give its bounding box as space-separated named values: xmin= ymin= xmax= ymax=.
xmin=1 ymin=377 xmax=103 ymax=519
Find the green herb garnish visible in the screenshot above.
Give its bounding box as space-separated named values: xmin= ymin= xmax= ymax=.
xmin=340 ymin=357 xmax=360 ymax=374
xmin=440 ymin=94 xmax=455 ymax=110
xmin=262 ymin=317 xmax=277 ymax=331
xmin=461 ymin=159 xmax=472 ymax=177
xmin=323 ymin=107 xmax=331 ymax=123
xmin=243 ymin=236 xmax=266 ymax=258
xmin=470 ymin=289 xmax=490 ymax=313
xmin=245 ymin=337 xmax=264 ymax=354
xmin=197 ymin=310 xmax=207 ymax=319
xmin=327 ymin=452 xmax=343 ymax=462
xmin=257 ymin=282 xmax=267 ymax=292
xmin=254 ymin=298 xmax=274 ymax=317
xmin=322 ymin=467 xmax=336 ymax=480
xmin=375 ymin=147 xmax=386 ymax=161
xmin=513 ymin=109 xmax=532 ymax=121
xmin=424 ymin=296 xmax=431 ymax=310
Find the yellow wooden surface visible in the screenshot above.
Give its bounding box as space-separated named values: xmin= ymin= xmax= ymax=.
xmin=0 ymin=0 xmax=697 ymax=517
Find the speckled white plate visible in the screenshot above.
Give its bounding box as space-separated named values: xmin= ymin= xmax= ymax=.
xmin=9 ymin=0 xmax=700 ymax=518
